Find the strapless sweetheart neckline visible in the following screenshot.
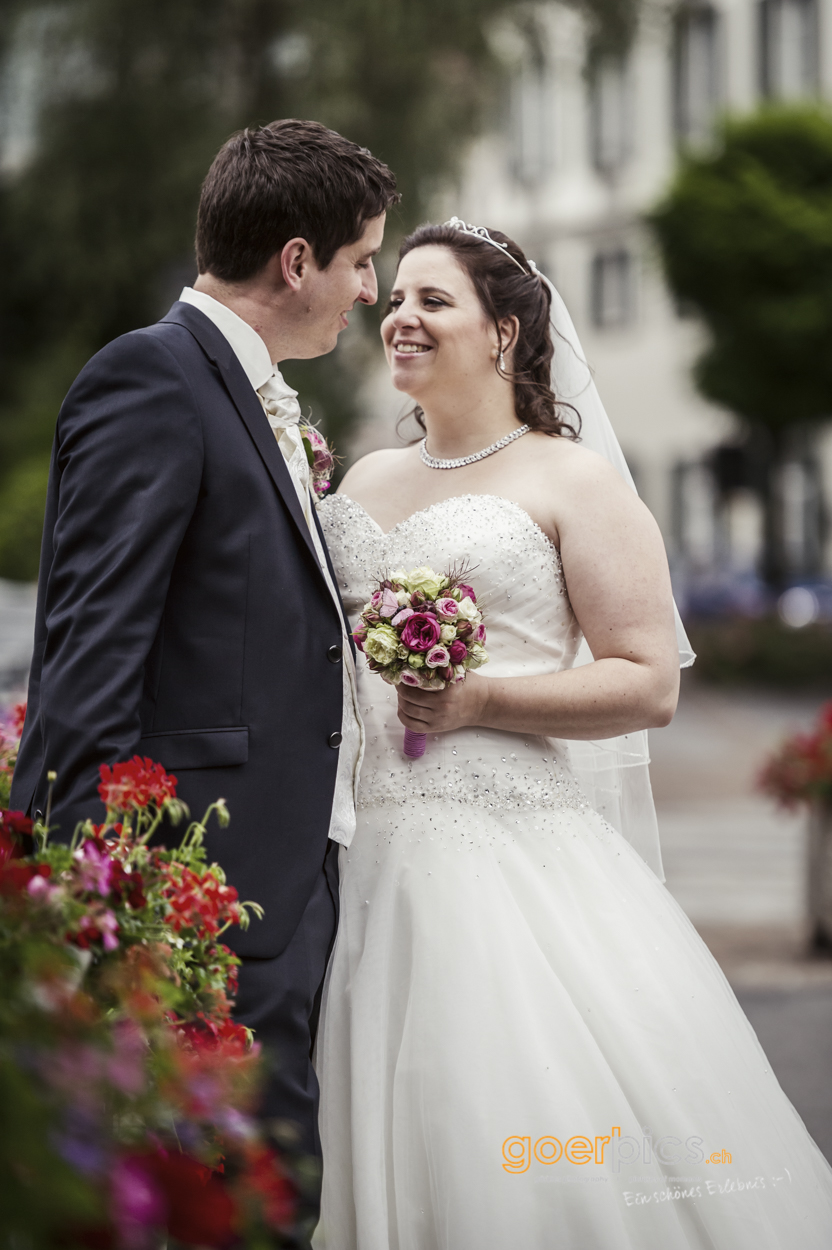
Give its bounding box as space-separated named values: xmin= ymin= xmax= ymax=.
xmin=331 ymin=490 xmax=557 ymax=551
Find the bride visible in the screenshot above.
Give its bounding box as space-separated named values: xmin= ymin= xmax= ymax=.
xmin=312 ymin=218 xmax=832 ymax=1248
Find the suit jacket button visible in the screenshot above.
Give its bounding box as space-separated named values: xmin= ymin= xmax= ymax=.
xmin=327 ymin=644 xmax=343 ymax=664
xmin=328 ymin=731 xmax=342 ymax=749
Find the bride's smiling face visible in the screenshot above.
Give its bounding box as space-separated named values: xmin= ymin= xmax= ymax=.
xmin=381 ymin=245 xmax=503 ymax=402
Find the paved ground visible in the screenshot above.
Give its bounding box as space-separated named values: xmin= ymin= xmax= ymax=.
xmin=650 ymin=675 xmax=832 ymax=1162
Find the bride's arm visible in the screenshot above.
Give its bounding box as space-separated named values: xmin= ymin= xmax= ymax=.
xmin=396 ymin=451 xmax=680 ymax=740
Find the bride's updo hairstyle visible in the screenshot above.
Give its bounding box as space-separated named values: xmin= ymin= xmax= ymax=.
xmin=396 ymin=223 xmax=580 ymax=439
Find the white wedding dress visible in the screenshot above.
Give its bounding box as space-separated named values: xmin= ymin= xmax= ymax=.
xmin=313 ymin=490 xmax=832 ymax=1250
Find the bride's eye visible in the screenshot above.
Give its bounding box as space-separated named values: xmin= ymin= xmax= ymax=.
xmin=423 ymin=297 xmax=446 ymax=309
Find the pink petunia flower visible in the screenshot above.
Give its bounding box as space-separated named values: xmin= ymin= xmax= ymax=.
xmin=75 ymin=840 xmax=113 ymax=897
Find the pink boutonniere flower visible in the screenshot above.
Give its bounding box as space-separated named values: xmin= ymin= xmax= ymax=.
xmin=300 ymin=423 xmax=339 ymax=500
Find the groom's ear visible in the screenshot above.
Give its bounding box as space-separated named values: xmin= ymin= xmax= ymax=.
xmin=278 ymin=237 xmax=317 ymax=292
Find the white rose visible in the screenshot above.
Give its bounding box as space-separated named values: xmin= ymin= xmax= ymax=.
xmin=456 ymin=596 xmax=479 ymax=621
xmin=439 ymin=623 xmax=456 ymax=644
xmin=364 ymin=625 xmax=400 ymax=666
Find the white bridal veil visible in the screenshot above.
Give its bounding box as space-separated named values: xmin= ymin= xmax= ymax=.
xmin=543 ymin=275 xmax=695 ymax=880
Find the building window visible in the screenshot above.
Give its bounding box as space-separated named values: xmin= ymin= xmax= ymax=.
xmin=591 ymin=56 xmax=631 ymax=172
xmin=673 ymin=6 xmax=721 ymax=145
xmin=759 ymin=0 xmax=818 ymax=99
xmin=591 ymin=248 xmax=634 ymax=327
xmin=509 ymin=60 xmax=554 ymax=184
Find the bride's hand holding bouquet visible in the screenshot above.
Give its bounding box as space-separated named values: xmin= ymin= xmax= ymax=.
xmin=353 ymin=566 xmax=488 ymax=758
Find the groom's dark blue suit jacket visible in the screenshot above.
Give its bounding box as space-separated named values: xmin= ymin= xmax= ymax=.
xmin=11 ymin=302 xmax=349 ymax=958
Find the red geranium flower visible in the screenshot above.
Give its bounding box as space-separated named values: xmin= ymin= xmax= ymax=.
xmin=98 ymin=757 xmax=177 ymax=811
xmin=760 ymin=700 xmax=832 ymax=806
xmin=0 ymin=859 xmax=50 ymax=894
xmin=176 ymin=1013 xmax=251 ymax=1056
xmin=11 ymin=701 xmax=26 ymax=738
xmin=142 ymin=1150 xmax=237 ymax=1248
xmin=159 ymin=863 xmax=242 ymax=936
xmin=109 ymin=861 xmax=146 ymax=910
xmin=241 ymin=1144 xmax=297 ymax=1230
xmin=1 ymin=809 xmax=33 ymax=840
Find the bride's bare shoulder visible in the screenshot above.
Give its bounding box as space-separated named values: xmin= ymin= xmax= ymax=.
xmin=531 ymin=433 xmax=629 ymax=491
xmin=338 ymin=446 xmax=417 ymax=496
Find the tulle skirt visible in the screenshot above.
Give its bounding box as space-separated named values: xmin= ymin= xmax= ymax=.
xmin=312 ymin=798 xmax=832 ymax=1249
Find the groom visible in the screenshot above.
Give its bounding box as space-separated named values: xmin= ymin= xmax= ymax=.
xmin=11 ymin=118 xmax=397 ymax=1206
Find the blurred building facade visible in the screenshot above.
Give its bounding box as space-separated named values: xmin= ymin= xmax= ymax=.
xmin=355 ymin=0 xmax=832 ymax=610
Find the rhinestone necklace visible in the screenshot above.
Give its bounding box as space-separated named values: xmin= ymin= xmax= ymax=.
xmin=419 ymin=423 xmax=531 ymax=470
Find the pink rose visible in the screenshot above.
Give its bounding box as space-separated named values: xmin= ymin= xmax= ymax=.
xmin=401 ymin=613 xmax=441 ymax=652
xmin=392 ymin=607 xmax=414 ymax=627
xmin=457 ymin=583 xmax=476 ymax=604
xmin=448 ymin=640 xmax=468 ymax=664
xmin=370 ymin=590 xmax=383 ymax=609
xmin=474 ymin=623 xmax=487 ymax=643
xmin=425 ymin=645 xmax=450 ymax=669
xmin=435 ymin=597 xmax=459 ymax=620
xmin=399 ymin=669 xmax=424 ymax=688
xmin=352 ymin=627 xmax=367 ymax=653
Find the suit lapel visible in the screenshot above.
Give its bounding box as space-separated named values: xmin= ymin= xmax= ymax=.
xmin=313 ymin=502 xmax=357 ymax=661
xmin=162 ymin=302 xmax=322 ymax=573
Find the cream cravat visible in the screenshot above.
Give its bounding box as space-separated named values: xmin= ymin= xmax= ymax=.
xmin=257 ymin=372 xmax=313 ymax=525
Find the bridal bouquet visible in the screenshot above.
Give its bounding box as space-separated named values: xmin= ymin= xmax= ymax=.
xmin=0 ymin=742 xmax=301 ymax=1249
xmin=353 ymin=566 xmax=488 ymax=758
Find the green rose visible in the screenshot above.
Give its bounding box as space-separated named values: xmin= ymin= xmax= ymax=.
xmin=409 ymin=654 xmax=426 ymax=669
xmin=364 ymin=624 xmax=401 ymax=666
xmin=405 ymin=566 xmax=445 ymax=600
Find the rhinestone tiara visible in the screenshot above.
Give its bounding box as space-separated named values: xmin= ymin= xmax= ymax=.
xmin=443 ymin=216 xmax=537 ymax=277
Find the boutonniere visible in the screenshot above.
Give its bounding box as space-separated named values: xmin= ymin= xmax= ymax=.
xmin=300 ymin=423 xmax=339 ymax=501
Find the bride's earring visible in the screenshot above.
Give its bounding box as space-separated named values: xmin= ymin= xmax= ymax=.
xmin=499 ymin=350 xmax=506 ymax=371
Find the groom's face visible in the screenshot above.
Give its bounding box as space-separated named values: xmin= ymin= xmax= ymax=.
xmin=297 ymin=213 xmax=386 ymax=357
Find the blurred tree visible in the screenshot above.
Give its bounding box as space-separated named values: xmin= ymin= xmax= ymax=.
xmin=0 ymin=0 xmax=634 ymax=580
xmin=650 ymin=107 xmax=832 ymax=590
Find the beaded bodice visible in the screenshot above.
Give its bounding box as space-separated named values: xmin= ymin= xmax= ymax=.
xmin=319 ymin=493 xmax=587 ymax=813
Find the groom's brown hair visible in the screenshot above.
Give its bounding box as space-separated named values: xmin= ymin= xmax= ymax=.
xmin=196 ymin=119 xmax=399 ymax=281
